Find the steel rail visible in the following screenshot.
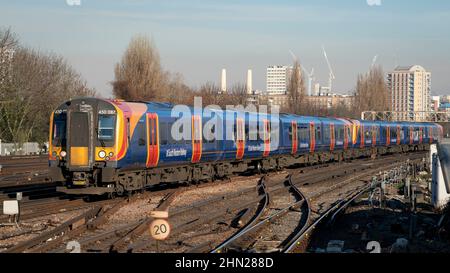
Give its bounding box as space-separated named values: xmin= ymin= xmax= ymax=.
xmin=282 ymin=157 xmax=424 ymax=253
xmin=210 ymin=176 xmax=270 ymax=253
xmin=211 ymin=175 xmax=307 ymax=253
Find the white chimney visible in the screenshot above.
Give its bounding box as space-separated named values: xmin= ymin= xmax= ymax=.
xmin=247 ymin=69 xmax=253 ymax=95
xmin=221 ymin=69 xmax=227 ymax=93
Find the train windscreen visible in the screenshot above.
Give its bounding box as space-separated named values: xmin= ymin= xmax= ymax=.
xmin=97 ymin=114 xmax=116 ymax=147
xmin=52 ymin=113 xmax=66 ymax=146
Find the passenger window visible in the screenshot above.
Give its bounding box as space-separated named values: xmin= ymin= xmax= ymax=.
xmin=337 ymin=128 xmax=344 ymax=140
xmin=160 ymin=122 xmax=168 ymax=145
xmin=137 ymin=121 xmax=146 ymax=146
xmin=126 ymin=118 xmax=130 ymax=142
xmin=299 ymin=126 xmax=308 ymax=142
xmin=245 ymin=124 xmax=249 ymax=141
xmin=316 ymin=126 xmax=321 ymax=142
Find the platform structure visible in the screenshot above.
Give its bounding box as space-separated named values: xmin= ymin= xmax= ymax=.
xmin=361 ymin=111 xmax=450 ymax=123
xmin=361 ymin=111 xmax=450 ymax=138
xmin=431 ymin=139 xmax=450 ymax=209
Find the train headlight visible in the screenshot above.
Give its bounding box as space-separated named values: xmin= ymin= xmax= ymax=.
xmin=60 ymin=151 xmax=67 ymax=157
xmin=109 ymin=152 xmax=114 ymax=157
xmin=98 ymin=150 xmax=106 ymax=158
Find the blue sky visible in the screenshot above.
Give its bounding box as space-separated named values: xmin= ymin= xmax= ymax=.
xmin=1 ymin=0 xmax=450 ymax=97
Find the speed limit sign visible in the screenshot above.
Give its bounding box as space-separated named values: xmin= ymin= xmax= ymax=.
xmin=150 ymin=218 xmax=171 ymax=240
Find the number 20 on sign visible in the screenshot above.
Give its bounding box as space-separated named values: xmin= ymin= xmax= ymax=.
xmin=150 ymin=218 xmax=171 ymax=240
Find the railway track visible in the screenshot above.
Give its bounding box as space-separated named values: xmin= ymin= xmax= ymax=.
xmin=210 ymin=152 xmax=426 ymax=253
xmin=211 ymin=175 xmax=310 ymax=253
xmin=1 ymin=176 xmax=255 ymax=253
xmin=122 ymin=153 xmax=427 ymax=253
xmin=0 ymin=156 xmax=48 ymax=174
xmin=0 ymin=152 xmax=427 ymax=253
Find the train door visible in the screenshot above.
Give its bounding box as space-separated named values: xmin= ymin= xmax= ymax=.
xmin=343 ymin=125 xmax=349 ymax=150
xmin=262 ymin=119 xmax=270 ymax=157
xmin=330 ymin=123 xmax=335 ymax=151
xmin=291 ymin=121 xmax=298 ymax=155
xmin=397 ymin=125 xmax=401 ymax=145
xmin=360 ymin=124 xmax=365 ymax=148
xmin=419 ymin=127 xmax=423 ymax=144
xmin=386 ymin=125 xmax=390 ymax=146
xmin=430 ymin=127 xmax=434 ymax=143
xmin=146 ymin=113 xmax=159 ymax=168
xmin=298 ymin=123 xmax=309 ymax=152
xmin=192 ymin=115 xmax=202 ymax=163
xmin=409 ymin=126 xmax=414 ymax=145
xmin=372 ymin=125 xmax=377 ymax=147
xmin=68 ymin=110 xmax=92 ymax=168
xmin=236 ymin=117 xmax=245 ymax=160
xmin=310 ymin=122 xmax=315 ymax=153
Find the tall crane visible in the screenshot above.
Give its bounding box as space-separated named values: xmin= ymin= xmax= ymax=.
xmin=322 ymin=45 xmax=335 ymax=94
xmin=289 ymin=50 xmax=314 ymax=96
xmin=371 ymin=55 xmax=378 ymax=68
xmin=303 ymin=66 xmax=315 ymax=97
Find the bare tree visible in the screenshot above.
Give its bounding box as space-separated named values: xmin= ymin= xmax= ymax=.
xmin=112 ymin=35 xmax=167 ymax=101
xmin=159 ymin=72 xmax=193 ymax=105
xmin=227 ymin=83 xmax=248 ymax=106
xmin=354 ymin=65 xmax=391 ymax=117
xmin=0 ymin=41 xmax=95 ymax=151
xmin=0 ymin=27 xmax=17 ymax=49
xmin=197 ymin=82 xmax=220 ymax=106
xmin=0 ymin=28 xmax=18 ymax=97
xmin=287 ymin=60 xmax=306 ymax=114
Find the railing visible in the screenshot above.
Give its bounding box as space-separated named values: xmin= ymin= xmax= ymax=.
xmin=361 ymin=111 xmax=450 ymax=122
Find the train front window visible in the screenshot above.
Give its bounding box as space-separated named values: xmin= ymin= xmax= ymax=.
xmin=52 ymin=113 xmax=66 ymax=146
xmin=97 ymin=114 xmax=116 ymax=147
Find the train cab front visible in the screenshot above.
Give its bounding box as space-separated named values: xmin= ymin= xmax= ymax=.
xmin=49 ymin=98 xmax=120 ymax=195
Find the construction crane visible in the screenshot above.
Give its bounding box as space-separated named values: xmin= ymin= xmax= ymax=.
xmin=288 ymin=50 xmax=315 ymax=96
xmin=322 ymin=45 xmax=335 ymax=94
xmin=303 ymin=66 xmax=315 ymax=97
xmin=371 ymin=55 xmax=378 ymax=68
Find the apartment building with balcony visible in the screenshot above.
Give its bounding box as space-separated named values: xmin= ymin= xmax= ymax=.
xmin=387 ymin=65 xmax=431 ymax=121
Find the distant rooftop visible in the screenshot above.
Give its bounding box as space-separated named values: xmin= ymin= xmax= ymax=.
xmin=393 ymin=65 xmax=427 ymax=72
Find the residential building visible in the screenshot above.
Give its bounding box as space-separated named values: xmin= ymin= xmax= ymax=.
xmin=266 ymin=65 xmax=292 ymax=95
xmin=387 ymin=65 xmax=431 ymax=121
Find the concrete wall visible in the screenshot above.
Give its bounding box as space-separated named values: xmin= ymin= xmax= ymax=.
xmin=437 ymin=123 xmax=450 ymax=138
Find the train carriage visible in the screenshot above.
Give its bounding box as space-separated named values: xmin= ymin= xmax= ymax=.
xmin=49 ymin=97 xmax=442 ymax=196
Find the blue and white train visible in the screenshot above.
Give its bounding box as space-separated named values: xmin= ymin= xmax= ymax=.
xmin=48 ymin=97 xmax=443 ymax=195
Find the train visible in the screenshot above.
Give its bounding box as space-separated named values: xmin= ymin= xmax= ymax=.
xmin=48 ymin=97 xmax=443 ymax=195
